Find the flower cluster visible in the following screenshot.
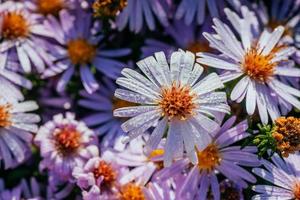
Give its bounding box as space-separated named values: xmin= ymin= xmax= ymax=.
xmin=0 ymin=0 xmax=299 ymax=199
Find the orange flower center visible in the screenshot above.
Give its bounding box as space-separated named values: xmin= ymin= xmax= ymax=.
xmin=0 ymin=104 xmax=12 ymax=128
xmin=272 ymin=117 xmax=300 ymax=157
xmin=36 ymin=0 xmax=64 ymax=16
xmin=119 ymin=183 xmax=145 ymax=200
xmin=67 ymin=38 xmax=96 ymax=65
xmin=93 ymin=0 xmax=127 ymax=18
xmin=242 ymin=47 xmax=278 ymax=83
xmin=1 ymin=12 xmax=29 ymax=40
xmin=293 ymin=182 xmax=300 ymax=200
xmin=159 ymin=83 xmax=196 ymax=120
xmin=187 ymin=41 xmax=211 ymax=54
xmin=54 ymin=125 xmax=81 ymax=155
xmin=93 ymin=160 xmax=117 ymax=188
xmin=197 ymin=144 xmax=221 ymax=171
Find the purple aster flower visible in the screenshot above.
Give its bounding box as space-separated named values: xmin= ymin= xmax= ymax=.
xmin=35 ymin=112 xmax=99 ymax=181
xmin=113 ymin=50 xmax=230 ymax=166
xmin=116 ymin=0 xmax=170 ymax=33
xmin=112 ymin=135 xmax=165 ymax=186
xmin=0 ymin=1 xmax=54 ymax=73
xmin=0 ymin=97 xmax=40 ymax=169
xmin=252 ymin=153 xmax=300 ymax=199
xmin=175 ymin=0 xmax=224 ymax=25
xmin=155 ymin=116 xmax=260 ymax=199
xmin=142 ymin=19 xmax=213 ymax=58
xmin=253 ymin=0 xmax=300 ymax=65
xmin=79 ymin=77 xmax=138 ymax=148
xmin=72 ymin=150 xmax=128 ymax=200
xmin=197 ymin=8 xmax=300 ymax=124
xmin=42 ymin=9 xmax=130 ymax=93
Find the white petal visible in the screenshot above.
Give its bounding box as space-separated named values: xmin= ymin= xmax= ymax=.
xmin=114 ymin=106 xmax=158 ymax=117
xmin=187 ymin=63 xmax=204 ymax=86
xmin=11 ymin=101 xmax=38 ymax=113
xmin=196 ymin=52 xmax=241 ymax=71
xmin=261 ymin=26 xmax=284 ymax=56
xmin=114 ymin=89 xmax=155 ymax=104
xmin=230 ymin=76 xmax=249 ymax=101
xmin=192 ymin=73 xmax=224 ymax=96
xmin=246 ymin=80 xmax=256 ymax=115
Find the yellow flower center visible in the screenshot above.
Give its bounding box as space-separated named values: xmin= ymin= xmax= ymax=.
xmin=119 ymin=183 xmax=145 ymax=200
xmin=0 ymin=104 xmax=12 ymax=128
xmin=272 ymin=117 xmax=300 ymax=157
xmin=93 ymin=0 xmax=127 ymax=18
xmin=1 ymin=12 xmax=29 ymax=40
xmin=36 ymin=0 xmax=64 ymax=16
xmin=242 ymin=47 xmax=278 ymax=83
xmin=197 ymin=144 xmax=221 ymax=171
xmin=67 ymin=38 xmax=96 ymax=65
xmin=93 ymin=160 xmax=117 ymax=188
xmin=293 ymin=182 xmax=300 ymax=200
xmin=187 ymin=41 xmax=211 ymax=54
xmin=159 ymin=83 xmax=196 ymax=120
xmin=54 ymin=125 xmax=81 ymax=155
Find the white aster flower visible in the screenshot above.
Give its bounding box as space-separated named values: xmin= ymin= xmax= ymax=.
xmin=0 ymin=96 xmax=40 ymax=169
xmin=197 ymin=8 xmax=300 ymax=124
xmin=113 ymin=50 xmax=230 ymax=166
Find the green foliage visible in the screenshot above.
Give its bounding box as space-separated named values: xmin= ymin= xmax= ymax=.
xmin=253 ymin=124 xmax=277 ymax=158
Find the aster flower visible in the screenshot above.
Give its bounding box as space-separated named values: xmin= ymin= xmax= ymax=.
xmin=175 ymin=0 xmax=224 ymax=25
xmin=113 ymin=50 xmax=230 ymax=166
xmin=79 ymin=78 xmax=134 ymax=148
xmin=142 ymin=19 xmax=213 ymax=58
xmin=155 ymin=116 xmax=260 ymax=199
xmin=112 ymin=135 xmax=165 ymax=186
xmin=197 ymin=8 xmax=300 ymax=124
xmin=0 ymin=97 xmax=40 ymax=169
xmin=35 ymin=112 xmax=99 ymax=181
xmin=252 ymin=153 xmax=300 ymax=199
xmin=0 ymin=1 xmax=54 ymax=73
xmin=253 ymin=0 xmax=300 ymax=64
xmin=115 ymin=0 xmax=170 ymax=33
xmin=42 ymin=9 xmax=130 ymax=93
xmin=72 ymin=150 xmax=128 ymax=200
